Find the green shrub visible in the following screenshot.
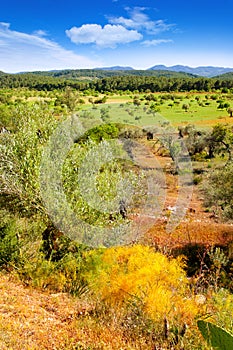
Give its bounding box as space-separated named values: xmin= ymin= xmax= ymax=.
xmin=0 ymin=214 xmax=20 ymax=268
xmin=18 ymin=251 xmax=90 ymax=295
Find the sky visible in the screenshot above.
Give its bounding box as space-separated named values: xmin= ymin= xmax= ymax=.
xmin=0 ymin=0 xmax=233 ymax=73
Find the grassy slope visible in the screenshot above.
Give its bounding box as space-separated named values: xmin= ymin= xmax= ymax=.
xmin=0 ymin=274 xmax=135 ymax=350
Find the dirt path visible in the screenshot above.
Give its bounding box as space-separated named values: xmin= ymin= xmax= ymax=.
xmin=130 ymin=139 xmax=233 ymax=249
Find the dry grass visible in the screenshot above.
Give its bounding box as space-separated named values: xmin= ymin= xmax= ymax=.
xmin=0 ymin=273 xmax=81 ymax=349
xmin=0 ymin=274 xmax=149 ymax=349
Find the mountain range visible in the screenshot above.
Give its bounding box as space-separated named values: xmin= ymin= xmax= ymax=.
xmin=148 ymin=65 xmax=233 ymax=77
xmin=94 ymin=65 xmax=233 ymax=78
xmin=1 ymin=65 xmax=233 ymax=79
xmin=95 ymin=66 xmax=134 ymax=71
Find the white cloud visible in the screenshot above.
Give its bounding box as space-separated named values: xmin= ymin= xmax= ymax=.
xmin=0 ymin=22 xmax=10 ymax=30
xmin=108 ymin=7 xmax=175 ymax=34
xmin=0 ymin=23 xmax=99 ymax=73
xmin=66 ymin=24 xmax=142 ymax=48
xmin=33 ymin=29 xmax=48 ymax=37
xmin=65 ymin=8 xmax=175 ymax=49
xmin=142 ymin=39 xmax=173 ymax=46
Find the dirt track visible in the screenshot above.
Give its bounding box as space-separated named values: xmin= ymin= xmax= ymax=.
xmin=131 ymin=139 xmax=233 ymax=249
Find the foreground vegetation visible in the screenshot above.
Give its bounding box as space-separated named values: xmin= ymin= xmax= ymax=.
xmin=0 ymin=77 xmax=233 ymax=348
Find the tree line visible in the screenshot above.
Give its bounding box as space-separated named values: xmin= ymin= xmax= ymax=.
xmin=1 ymin=72 xmax=233 ymax=92
xmin=0 ymin=73 xmax=89 ymax=91
xmin=92 ymin=76 xmax=233 ymax=93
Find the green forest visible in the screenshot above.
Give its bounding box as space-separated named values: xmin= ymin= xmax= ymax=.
xmin=1 ymin=68 xmax=233 ymax=92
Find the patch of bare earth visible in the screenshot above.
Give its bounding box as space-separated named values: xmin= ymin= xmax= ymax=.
xmin=133 ymin=139 xmax=233 ymax=250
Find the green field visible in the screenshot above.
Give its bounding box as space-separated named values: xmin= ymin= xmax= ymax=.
xmin=77 ymin=92 xmax=233 ymax=129
xmin=1 ymin=88 xmax=232 ymax=130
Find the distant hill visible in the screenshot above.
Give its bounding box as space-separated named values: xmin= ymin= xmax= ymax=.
xmin=94 ymin=66 xmax=134 ymax=71
xmin=15 ymin=68 xmax=196 ymax=79
xmin=213 ymin=72 xmax=233 ymax=80
xmin=149 ymin=65 xmax=233 ymax=78
xmin=2 ymin=65 xmax=233 ymax=78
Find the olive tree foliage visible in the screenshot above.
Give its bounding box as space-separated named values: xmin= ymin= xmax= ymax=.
xmin=54 ymin=87 xmax=79 ymax=111
xmin=62 ymin=138 xmax=146 ymax=227
xmin=207 ymin=124 xmax=233 ymax=162
xmin=178 ymin=124 xmax=233 ymax=161
xmin=157 ymin=124 xmax=192 ymax=174
xmin=0 ymin=103 xmax=58 ymax=217
xmin=1 ymin=104 xmax=147 ymax=244
xmin=228 ymin=107 xmax=233 ymax=117
xmin=179 ymin=125 xmax=208 ymax=157
xmin=203 ymin=162 xmax=233 ymax=220
xmin=182 ymin=103 xmax=190 ymax=112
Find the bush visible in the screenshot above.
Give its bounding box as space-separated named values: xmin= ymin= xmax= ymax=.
xmin=0 ymin=104 xmax=58 ymax=218
xmin=18 ymin=249 xmax=92 ymax=296
xmin=203 ymin=163 xmax=233 ymax=220
xmin=0 ymin=213 xmax=20 ymax=268
xmin=90 ymin=245 xmax=200 ymax=324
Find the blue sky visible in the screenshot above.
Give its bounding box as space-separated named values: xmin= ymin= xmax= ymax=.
xmin=0 ymin=0 xmax=233 ymax=72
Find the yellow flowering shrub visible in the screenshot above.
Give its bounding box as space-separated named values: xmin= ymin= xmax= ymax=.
xmin=93 ymin=245 xmax=200 ymax=324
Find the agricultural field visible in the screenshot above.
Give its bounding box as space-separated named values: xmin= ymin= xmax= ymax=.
xmin=78 ymin=94 xmax=233 ymax=127
xmin=0 ymin=86 xmax=233 ymax=349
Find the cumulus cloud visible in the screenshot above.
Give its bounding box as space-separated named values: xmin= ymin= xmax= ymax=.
xmin=0 ymin=22 xmax=98 ymax=73
xmin=65 ymin=7 xmax=175 ymax=49
xmin=142 ymin=39 xmax=173 ymax=46
xmin=108 ymin=7 xmax=175 ymax=34
xmin=66 ymin=24 xmax=142 ymax=48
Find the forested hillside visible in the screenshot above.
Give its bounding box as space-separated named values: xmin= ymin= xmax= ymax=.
xmin=213 ymin=72 xmax=233 ymax=80
xmin=18 ymin=68 xmax=197 ymax=79
xmin=1 ymin=70 xmax=233 ymax=92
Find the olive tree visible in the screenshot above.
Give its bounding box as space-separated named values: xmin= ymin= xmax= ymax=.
xmin=207 ymin=124 xmax=233 ymax=162
xmin=203 ymin=162 xmax=233 ymax=220
xmin=182 ymin=103 xmax=190 ymax=112
xmin=0 ymin=103 xmax=57 ymax=217
xmin=228 ymin=107 xmax=233 ymax=117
